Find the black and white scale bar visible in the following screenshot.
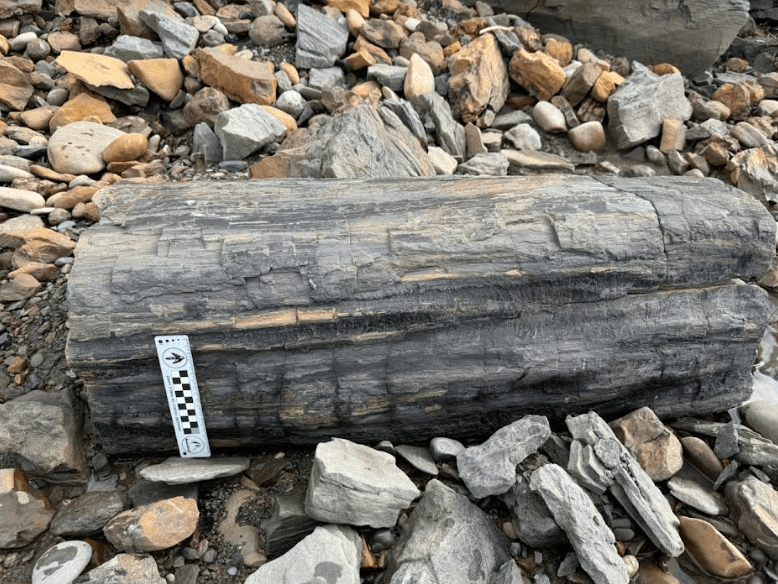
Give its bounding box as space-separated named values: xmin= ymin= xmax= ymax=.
xmin=154 ymin=335 xmax=211 ymax=458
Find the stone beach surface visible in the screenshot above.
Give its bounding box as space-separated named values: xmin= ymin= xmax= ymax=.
xmin=0 ymin=0 xmax=777 ymax=583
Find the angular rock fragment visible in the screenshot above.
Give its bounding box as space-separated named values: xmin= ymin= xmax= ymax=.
xmin=726 ymin=144 xmax=778 ymax=204
xmin=0 ymin=469 xmax=54 ymax=549
xmin=531 ymin=464 xmax=629 ymax=584
xmin=55 ymin=50 xmax=134 ymax=90
xmin=387 ymin=479 xmax=511 ymax=584
xmin=667 ymin=465 xmax=728 ymax=516
xmin=727 ymin=476 xmax=778 ymax=559
xmin=610 ymin=406 xmax=683 ymax=482
xmin=296 ymin=4 xmax=349 ymax=68
xmin=457 ymin=415 xmax=551 ymax=498
xmin=499 ymin=475 xmax=565 ymax=547
xmin=503 ymin=149 xmax=575 ymax=174
xmin=263 ymin=493 xmax=319 ymax=558
xmin=77 ymin=554 xmax=165 ymax=584
xmin=50 ymin=490 xmax=131 ymax=536
xmin=0 ymin=61 xmax=34 ymax=111
xmin=457 ymin=152 xmax=509 ymax=175
xmin=214 ymin=103 xmax=287 ymax=160
xmin=105 ymin=34 xmax=164 ymax=61
xmin=196 ymin=47 xmax=277 ymax=105
xmin=304 ymin=438 xmax=420 ymax=528
xmin=672 ymin=418 xmax=778 ymax=466
xmin=104 ymin=496 xmax=199 ymax=552
xmin=567 ymin=440 xmax=612 ymax=494
xmin=139 ymin=9 xmax=199 ymax=59
xmin=411 ymin=92 xmax=466 ymax=159
xmin=508 ymin=47 xmax=566 ymax=101
xmin=140 ymin=456 xmax=251 ymax=484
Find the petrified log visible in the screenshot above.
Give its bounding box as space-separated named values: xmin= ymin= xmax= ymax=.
xmin=66 ymin=175 xmax=774 ymax=455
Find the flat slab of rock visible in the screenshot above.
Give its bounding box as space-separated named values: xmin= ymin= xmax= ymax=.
xmin=50 ymin=490 xmax=130 ymax=536
xmin=139 ymin=457 xmax=250 ymax=484
xmin=0 ymin=187 xmax=45 ymax=212
xmin=55 ymin=50 xmax=134 ymax=89
xmin=304 ymin=438 xmax=420 ymax=528
xmin=295 ymin=4 xmax=349 ymax=68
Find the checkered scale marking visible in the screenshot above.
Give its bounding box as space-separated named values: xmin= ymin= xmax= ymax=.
xmin=171 ymin=370 xmax=200 ymax=435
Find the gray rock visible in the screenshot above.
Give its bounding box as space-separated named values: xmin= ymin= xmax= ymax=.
xmin=89 ymin=84 xmax=150 ymax=107
xmin=672 ymin=418 xmax=778 ymax=466
xmin=140 ymin=456 xmax=250 ymax=484
xmin=742 ymin=401 xmax=778 ymax=445
xmin=457 ymin=415 xmax=551 ymax=498
xmin=368 ymin=64 xmax=408 ymax=92
xmin=0 ymin=154 xmax=32 ymax=171
xmin=0 ymin=389 xmax=87 ymax=483
xmin=503 ymin=0 xmax=749 ymax=75
xmin=382 ymin=99 xmax=427 ymax=143
xmin=427 ymin=146 xmax=458 ymax=174
xmin=715 ymin=420 xmax=741 ymax=459
xmin=667 ymin=465 xmax=728 ymax=516
xmin=77 ymin=554 xmax=165 ymax=584
xmin=304 ymin=438 xmax=420 ymax=528
xmin=47 ymin=121 xmax=125 ymax=175
xmin=214 ymin=104 xmax=287 ymax=161
xmin=567 ymin=412 xmax=684 ymax=557
xmin=686 ymin=118 xmax=730 ymax=141
xmin=0 ymin=483 xmax=54 ymax=549
xmin=275 ymin=90 xmax=307 ymax=119
xmin=263 ymin=492 xmax=319 ymax=559
xmin=411 ymin=92 xmax=466 ymax=159
xmin=295 ymin=4 xmax=349 ymax=68
xmin=396 ymin=444 xmax=438 ymax=475
xmin=126 ymin=479 xmax=198 ymax=507
xmin=607 ymin=63 xmax=693 ymax=150
xmin=502 ymin=148 xmax=575 ymax=174
xmin=31 ymin=540 xmax=92 ymax=584
xmin=430 ymin=437 xmax=465 ymax=462
xmin=728 ymin=476 xmax=778 ymax=560
xmin=0 ymin=186 xmax=44 ymax=212
xmin=491 ymin=109 xmax=533 ymax=130
xmin=567 ymin=440 xmax=612 ymax=495
xmin=713 ymin=460 xmax=739 ymax=491
xmin=140 ymin=10 xmax=199 ymax=59
xmin=457 ymin=152 xmax=509 ymax=175
xmin=192 ymin=122 xmax=223 ymax=166
xmin=531 ymin=464 xmax=629 ymax=584
xmin=499 ymin=475 xmax=565 ymax=548
xmin=541 ymin=434 xmax=571 ymax=468
xmin=731 ymin=122 xmax=769 ymax=148
xmin=105 ymin=35 xmax=164 ymax=61
xmin=0 ymin=164 xmax=32 ymax=182
xmin=249 ymin=14 xmax=286 ymax=46
xmin=246 ymin=525 xmax=361 ymax=584
xmin=50 ymin=491 xmax=130 ymax=536
xmin=504 ymin=124 xmax=542 ymax=150
xmin=387 ymin=479 xmax=511 ymax=584
xmin=309 ymin=66 xmax=345 ymax=90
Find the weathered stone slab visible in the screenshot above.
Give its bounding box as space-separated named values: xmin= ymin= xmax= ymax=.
xmin=66 ymin=176 xmax=774 ymax=454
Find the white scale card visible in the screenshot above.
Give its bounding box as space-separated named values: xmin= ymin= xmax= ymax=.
xmin=155 ymin=335 xmax=211 ymax=458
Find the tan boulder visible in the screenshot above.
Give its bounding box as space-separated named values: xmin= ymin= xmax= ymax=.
xmin=345 ymin=49 xmax=376 ymax=71
xmin=10 ymin=227 xmax=76 ymax=268
xmin=404 ymin=53 xmax=435 ymax=100
xmin=326 ymin=0 xmax=369 ymax=17
xmin=679 ymin=516 xmax=751 ymax=578
xmin=590 ymin=70 xmax=624 ymax=103
xmin=567 ymin=121 xmax=606 ymax=152
xmin=196 ymin=47 xmax=276 ymax=105
xmin=48 ymin=92 xmax=116 ymax=132
xmin=47 ymin=186 xmax=99 ymax=210
xmin=249 ymin=155 xmax=290 ymax=178
xmin=102 ymin=133 xmax=149 ymax=164
xmin=447 ymin=33 xmax=508 ymax=126
xmin=0 ymin=273 xmax=41 ymax=302
xmin=353 ymin=36 xmax=392 ymax=66
xmin=713 ymin=80 xmax=764 ymax=119
xmin=261 ymin=106 xmax=297 ymax=133
xmin=610 ymin=406 xmax=683 ymax=482
xmin=361 ymin=18 xmax=407 ymax=49
xmin=19 ymin=106 xmax=58 ymax=131
xmin=399 ymin=32 xmax=445 ymax=75
xmin=104 ymin=496 xmax=199 ymax=552
xmin=0 ymin=60 xmax=33 ymax=111
xmin=128 ymin=58 xmax=183 ymax=102
xmin=544 ymin=37 xmax=572 ymax=67
xmin=508 ymin=47 xmax=565 ymax=102
xmin=47 ymin=31 xmax=81 ymax=53
xmin=56 ymin=50 xmax=134 ymax=90
xmin=9 ymin=262 xmax=59 ymax=282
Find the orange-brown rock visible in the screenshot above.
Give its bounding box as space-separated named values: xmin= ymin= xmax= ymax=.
xmin=591 ymin=70 xmax=624 ymax=103
xmin=48 ymin=92 xmax=116 ymax=132
xmin=279 ymin=62 xmax=299 ymax=84
xmin=560 ymin=61 xmax=601 ymax=107
xmin=104 ymin=497 xmax=199 ymax=552
xmin=345 ymin=50 xmax=376 ymax=71
xmin=249 ymin=155 xmax=291 ymax=178
xmin=9 ymin=227 xmax=76 ymax=268
xmin=610 ymin=406 xmax=683 ymax=481
xmin=47 ymin=31 xmax=81 ymax=53
xmin=0 ymin=273 xmax=40 ymax=302
xmin=29 ymin=165 xmax=76 ymax=183
xmin=0 ymin=60 xmax=33 ymax=111
xmin=516 ymin=26 xmax=542 ymax=51
xmin=353 ymin=37 xmax=392 ymax=66
xmin=508 ymin=47 xmax=566 ymax=101
xmin=659 ymin=119 xmax=686 ymax=154
xmin=399 ymin=32 xmax=445 ymax=75
xmin=261 ymin=106 xmax=297 ymax=133
xmin=19 ymin=106 xmax=59 ymax=131
xmin=636 ymin=561 xmax=681 ymax=584
xmin=679 ymin=516 xmax=752 ymax=578
xmin=650 ymin=63 xmax=681 ymax=76
xmin=47 ymin=186 xmax=99 ymax=211
xmin=544 ymin=36 xmax=572 ymax=67
xmin=326 ymin=0 xmax=369 ymax=17
xmin=346 ymin=8 xmax=365 ymax=36
xmin=360 ymin=18 xmax=407 ymax=49
xmin=275 ymin=2 xmax=296 ymax=28
xmin=701 ymin=140 xmax=732 ymax=167
xmin=713 ymin=81 xmax=764 ymax=119
xmin=127 ymin=58 xmax=183 ymax=102
xmin=196 ymin=47 xmax=276 ymax=105
xmin=443 ymin=41 xmax=461 ymax=58
xmin=56 ymin=50 xmax=134 ymax=90
xmin=447 ymin=33 xmax=508 ymax=126
xmin=9 ymin=262 xmax=59 ymax=282
xmin=103 ymin=133 xmax=149 ymax=164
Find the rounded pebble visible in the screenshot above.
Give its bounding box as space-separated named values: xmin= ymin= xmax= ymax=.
xmin=102 ymin=133 xmax=149 ymax=164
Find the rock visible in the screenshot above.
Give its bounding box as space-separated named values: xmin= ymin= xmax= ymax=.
xmin=140 ymin=456 xmax=251 ymax=484
xmin=731 ymin=122 xmax=769 ymax=148
xmin=689 ymin=92 xmax=731 ymax=122
xmin=31 ymin=540 xmax=92 ymax=584
xmin=0 ymin=60 xmax=34 ymax=111
xmin=309 ymin=66 xmax=346 ymax=91
xmin=263 ymin=492 xmax=319 ymax=558
xmin=659 ymin=119 xmax=687 ymax=154
xmin=249 ymin=14 xmax=286 ymax=46
xmin=327 ymin=0 xmax=370 ymax=17
xmin=607 ymin=64 xmax=692 ymax=150
xmin=567 ymin=120 xmax=606 ymax=152
xmin=105 ymin=34 xmax=164 ymax=61
xmin=50 ymin=490 xmax=130 ymax=536
xmin=367 ymin=63 xmax=407 ymax=92
xmin=491 ymin=109 xmax=533 ymax=130
xmin=509 ymin=47 xmax=566 ymax=101
xmin=567 ymin=412 xmax=684 ymax=557
xmin=0 ymin=389 xmax=86 ymax=483
xmin=0 ymin=469 xmax=54 ymax=549
xmin=77 ymin=554 xmax=165 ymax=584
xmin=404 ymin=53 xmax=434 ymax=100
xmin=531 ymin=463 xmax=629 ymax=584
xmin=728 ymin=477 xmax=778 ymax=559
xmin=0 ymin=273 xmax=40 ymax=301
xmin=0 ymin=0 xmax=40 ymax=18
xmin=304 ymin=438 xmax=420 ymax=527
xmin=504 ymin=124 xmax=542 ymax=150
xmin=399 ymin=33 xmax=445 ymax=75
xmin=533 ymin=100 xmax=567 ymax=133
xmin=0 ymin=165 xmax=33 ymax=184
xmin=48 ymin=121 xmax=125 ymax=175
xmin=567 ymin=439 xmax=612 ymax=494
xmin=275 ymin=90 xmax=307 ymax=119
xmin=184 ymin=86 xmax=231 ymax=127
xmin=382 ymin=97 xmax=426 ymax=142
xmin=667 ymin=465 xmax=728 ymax=516
xmin=0 ymin=187 xmax=44 ymax=212
xmin=214 ymin=103 xmax=287 ymax=160
xmin=561 ymin=61 xmax=602 ymax=107
xmin=395 ymin=444 xmax=438 ymax=475
xmin=741 ymin=401 xmax=778 ymax=446
xmin=502 ymin=148 xmax=575 ymax=174
xmin=430 ymin=437 xmax=464 ymax=462
xmin=610 ymin=406 xmax=683 ymax=482
xmin=246 ymin=525 xmax=361 ymax=584
xmin=591 ymin=70 xmax=624 ymax=102
xmin=104 ymin=496 xmax=199 ymax=552
xmin=500 ymin=475 xmax=565 ymax=547
xmin=55 ymin=50 xmax=134 ymax=89
xmin=712 ymin=80 xmax=763 ymax=118
xmin=139 ymin=9 xmax=199 ymax=59
xmin=678 ymin=516 xmax=752 ymax=578
xmin=457 ymin=415 xmax=551 ymax=498
xmin=672 ymin=418 xmax=778 ymax=466
xmin=127 ymin=58 xmax=183 ymax=101
xmin=387 ymin=479 xmax=511 ymax=584
xmin=102 ymin=133 xmax=149 ymax=164
xmin=508 ymin=0 xmax=749 ymax=75
xmin=715 ymin=419 xmax=740 ymax=458
xmin=457 ymin=152 xmax=509 ymax=175
xmin=127 ymin=479 xmax=198 ymax=508
xmin=295 ymin=4 xmax=349 ymax=68
xmin=725 ymin=144 xmax=778 ymax=203
xmin=196 ymin=47 xmax=276 ymax=105
xmin=447 ymin=33 xmax=509 ymax=126
xmin=428 ymin=145 xmax=458 ymax=174
xmin=192 ymin=122 xmax=223 ymax=165
xmin=680 ymin=436 xmax=723 ymax=481
xmin=48 ymin=92 xmax=116 ymax=132
xmin=361 ymin=19 xmax=407 ymax=49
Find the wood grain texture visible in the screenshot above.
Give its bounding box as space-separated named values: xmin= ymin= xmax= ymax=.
xmin=65 ymin=175 xmax=775 ymax=454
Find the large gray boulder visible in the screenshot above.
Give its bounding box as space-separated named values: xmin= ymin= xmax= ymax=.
xmin=500 ymin=0 xmax=749 ymax=75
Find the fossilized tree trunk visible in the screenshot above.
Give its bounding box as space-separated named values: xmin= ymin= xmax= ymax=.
xmin=66 ymin=175 xmax=775 ymax=454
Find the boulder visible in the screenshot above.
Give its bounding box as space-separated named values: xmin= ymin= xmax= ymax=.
xmin=214 ymin=103 xmax=287 ymax=160
xmin=104 ymin=496 xmax=199 ymax=552
xmin=610 ymin=406 xmax=683 ymax=482
xmin=295 ymin=4 xmax=349 ymax=68
xmin=728 ymin=476 xmax=778 ymax=559
xmin=48 ymin=121 xmax=125 ymax=175
xmin=196 ymin=47 xmax=277 ymax=105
